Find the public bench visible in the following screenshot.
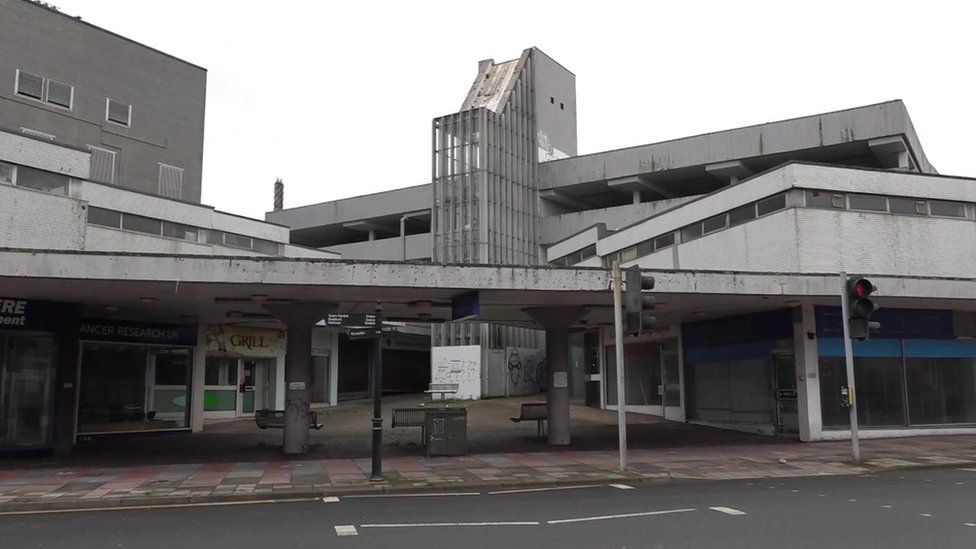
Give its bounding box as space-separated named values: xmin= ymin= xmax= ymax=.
xmin=510 ymin=402 xmax=548 ymax=437
xmin=255 ymin=409 xmax=323 ymax=430
xmin=424 ymin=382 xmax=459 ymax=400
xmin=392 ymin=407 xmax=428 ymax=444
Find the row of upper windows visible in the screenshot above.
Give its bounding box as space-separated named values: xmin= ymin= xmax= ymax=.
xmin=14 ymin=69 xmax=132 ymax=127
xmin=0 ymin=154 xmax=184 ymax=201
xmin=577 ymin=189 xmax=972 ymax=268
xmin=550 ymin=243 xmax=597 ymax=268
xmin=87 ymin=206 xmax=281 ymax=255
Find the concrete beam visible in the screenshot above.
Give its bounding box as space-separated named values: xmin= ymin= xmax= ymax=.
xmin=705 ymin=160 xmax=753 ymax=185
xmin=869 ymin=136 xmax=911 ymax=170
xmin=539 ymin=189 xmax=592 ymax=211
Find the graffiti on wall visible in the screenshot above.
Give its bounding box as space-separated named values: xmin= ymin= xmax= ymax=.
xmin=505 ymin=347 xmax=546 ymax=396
xmin=431 ymin=345 xmax=481 ymax=400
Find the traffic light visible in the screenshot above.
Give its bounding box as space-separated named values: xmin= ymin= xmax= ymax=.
xmin=624 ymin=266 xmax=656 ymax=336
xmin=847 ymin=277 xmax=880 ymax=341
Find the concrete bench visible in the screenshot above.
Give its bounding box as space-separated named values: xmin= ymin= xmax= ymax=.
xmin=510 ymin=402 xmax=548 ymax=438
xmin=392 ymin=407 xmax=427 ymax=444
xmin=255 ymin=409 xmax=323 ymax=430
xmin=424 ymin=383 xmax=459 ymax=400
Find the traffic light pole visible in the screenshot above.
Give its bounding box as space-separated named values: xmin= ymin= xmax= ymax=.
xmin=612 ymin=260 xmax=628 ymax=472
xmin=838 ymin=271 xmax=861 ymax=463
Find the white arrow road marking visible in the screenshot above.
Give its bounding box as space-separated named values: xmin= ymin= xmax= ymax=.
xmin=360 ymin=522 xmax=539 ymax=528
xmin=609 ymin=484 xmax=635 ymax=490
xmin=710 ymin=507 xmax=747 ymax=516
xmin=334 ymin=525 xmax=358 ymax=537
xmin=547 ymin=508 xmax=696 ymax=524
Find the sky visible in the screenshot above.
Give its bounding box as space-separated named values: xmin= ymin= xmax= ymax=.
xmin=55 ymin=0 xmax=976 ymax=219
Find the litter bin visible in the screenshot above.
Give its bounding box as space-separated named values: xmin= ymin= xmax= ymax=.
xmin=425 ymin=407 xmax=467 ymax=457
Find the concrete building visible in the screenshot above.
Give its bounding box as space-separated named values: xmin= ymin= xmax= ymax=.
xmin=1 ymin=0 xmax=206 ymax=202
xmin=268 ymin=47 xmax=976 ymax=443
xmin=0 ymin=0 xmax=343 ymax=454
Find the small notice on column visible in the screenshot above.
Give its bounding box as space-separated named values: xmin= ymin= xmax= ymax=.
xmin=553 ymin=372 xmax=568 ymax=388
xmin=288 ymin=381 xmax=306 ymax=390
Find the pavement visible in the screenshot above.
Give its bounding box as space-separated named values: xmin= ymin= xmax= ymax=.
xmin=4 ymin=468 xmax=976 ymax=548
xmin=2 ymin=395 xmax=976 ymax=512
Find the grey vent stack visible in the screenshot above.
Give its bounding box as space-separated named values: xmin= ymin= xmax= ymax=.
xmin=273 ymin=178 xmax=284 ymax=211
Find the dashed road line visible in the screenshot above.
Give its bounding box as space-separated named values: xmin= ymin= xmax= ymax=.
xmin=488 ymin=485 xmax=598 ymax=495
xmin=547 ymin=508 xmax=696 ymax=524
xmin=343 ymin=492 xmax=480 ymax=499
xmin=334 ymin=525 xmax=358 ymax=536
xmin=609 ymin=484 xmax=635 ymax=490
xmin=921 ymin=514 xmax=933 ymax=518
xmin=360 ymin=521 xmax=539 ymax=528
xmin=881 ymin=505 xmax=893 ymax=509
xmin=322 ymin=496 xmax=340 ymax=503
xmin=964 ymin=523 xmax=975 ymax=527
xmin=709 ymin=507 xmax=747 ymax=516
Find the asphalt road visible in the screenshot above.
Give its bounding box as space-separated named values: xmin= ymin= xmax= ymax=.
xmin=3 ymin=468 xmax=976 ymax=548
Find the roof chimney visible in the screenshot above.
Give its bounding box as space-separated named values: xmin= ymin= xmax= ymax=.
xmin=273 ymin=178 xmax=284 ymax=211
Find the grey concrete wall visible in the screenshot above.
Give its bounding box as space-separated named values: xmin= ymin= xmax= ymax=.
xmin=0 ymin=0 xmax=206 ymax=202
xmin=541 ymin=196 xmax=696 ymax=245
xmin=538 ymin=100 xmax=935 ymax=190
xmin=266 ymin=183 xmax=431 ymax=231
xmin=326 ymin=232 xmax=431 ymax=261
xmin=532 ymin=48 xmax=577 ymax=159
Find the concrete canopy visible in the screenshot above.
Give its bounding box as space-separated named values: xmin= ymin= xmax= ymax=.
xmin=3 ymin=249 xmax=976 ymax=329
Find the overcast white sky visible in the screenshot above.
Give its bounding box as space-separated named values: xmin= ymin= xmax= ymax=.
xmin=56 ymin=0 xmax=976 ymax=219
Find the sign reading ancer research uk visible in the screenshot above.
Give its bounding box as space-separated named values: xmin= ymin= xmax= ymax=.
xmin=79 ymin=318 xmax=198 ymax=346
xmin=205 ymin=325 xmax=285 ymax=357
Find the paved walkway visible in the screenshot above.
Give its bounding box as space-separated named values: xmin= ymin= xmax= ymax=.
xmin=3 ymin=435 xmax=976 ymax=511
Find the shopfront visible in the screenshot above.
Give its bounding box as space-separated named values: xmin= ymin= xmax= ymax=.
xmin=603 ymin=324 xmax=684 ymax=421
xmin=77 ymin=318 xmax=197 ymax=435
xmin=816 ymin=307 xmax=976 ymax=430
xmin=203 ymin=325 xmax=285 ymax=419
xmin=0 ymin=298 xmax=71 ymax=451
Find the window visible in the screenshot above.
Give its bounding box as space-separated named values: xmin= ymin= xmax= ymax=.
xmin=830 ymin=194 xmax=846 ymax=208
xmin=106 ymin=98 xmax=132 ymax=126
xmin=45 ymin=80 xmax=73 ymax=109
xmin=636 ymin=240 xmax=654 ymax=257
xmin=87 ymin=206 xmax=122 ymax=228
xmin=161 ymin=221 xmax=198 ymax=241
xmin=848 ymin=193 xmax=888 ymax=212
xmin=121 ymin=213 xmax=162 ymax=235
xmin=15 ymin=70 xmax=43 ymax=100
xmin=580 ymin=244 xmax=597 ymax=260
xmin=729 ymin=203 xmax=757 ymax=226
xmin=88 ymin=146 xmax=117 ymax=184
xmin=252 ymin=239 xmax=280 ymax=255
xmin=929 ymin=200 xmax=966 ymax=218
xmin=889 ymin=197 xmax=927 ymax=215
xmin=756 ymin=193 xmax=787 ymax=216
xmin=0 ymin=162 xmax=13 ymax=184
xmin=15 ymin=166 xmax=68 ymax=195
xmin=654 ymin=232 xmax=675 ymax=251
xmin=681 ymin=222 xmax=702 ymax=243
xmin=223 ymin=233 xmax=253 ymax=250
xmin=702 ymin=214 xmax=728 ymax=234
xmin=805 ymin=190 xmax=833 ymax=208
xmin=158 ymin=164 xmax=184 ymax=199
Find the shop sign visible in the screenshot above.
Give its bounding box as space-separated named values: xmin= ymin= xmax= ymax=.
xmin=0 ymin=297 xmax=62 ymax=331
xmin=79 ymin=318 xmax=197 ymax=346
xmin=205 ymin=325 xmax=284 ymax=357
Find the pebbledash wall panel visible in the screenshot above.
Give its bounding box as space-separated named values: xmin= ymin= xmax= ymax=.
xmin=0 ymin=183 xmax=86 ymax=249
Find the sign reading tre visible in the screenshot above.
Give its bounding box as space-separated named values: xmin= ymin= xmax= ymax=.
xmin=0 ymin=299 xmax=27 ymax=327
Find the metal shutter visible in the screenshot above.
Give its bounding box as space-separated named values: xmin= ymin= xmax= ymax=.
xmin=46 ymin=80 xmax=73 ymax=109
xmin=16 ymin=70 xmax=43 ymax=99
xmin=106 ymin=98 xmax=131 ymax=126
xmin=88 ymin=146 xmax=116 ymax=184
xmin=158 ymin=164 xmax=184 ymax=199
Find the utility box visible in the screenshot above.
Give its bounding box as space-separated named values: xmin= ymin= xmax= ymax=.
xmin=425 ymin=407 xmax=467 ymax=457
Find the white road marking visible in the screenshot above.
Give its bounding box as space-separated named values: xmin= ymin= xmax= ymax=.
xmin=848 ymin=499 xmax=857 ymax=503
xmin=547 ymin=508 xmax=696 ymax=524
xmin=334 ymin=525 xmax=358 ymax=536
xmin=343 ymin=492 xmax=480 ymax=499
xmin=964 ymin=523 xmax=976 ymax=527
xmin=709 ymin=507 xmax=747 ymax=516
xmin=488 ymin=485 xmax=597 ymax=495
xmin=360 ymin=521 xmax=539 ymax=528
xmin=921 ymin=513 xmax=933 ymax=518
xmin=790 ymin=490 xmax=799 ymax=493
xmin=0 ymin=497 xmax=320 ymax=516
xmin=817 ymin=494 xmax=826 ymax=497
xmin=609 ymin=484 xmax=635 ymax=490
xmin=322 ymin=497 xmax=340 ymax=503
xmin=882 ymin=505 xmax=893 ymax=509
xmin=959 ymin=468 xmax=976 ymax=473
